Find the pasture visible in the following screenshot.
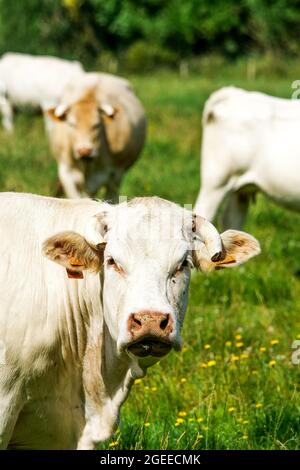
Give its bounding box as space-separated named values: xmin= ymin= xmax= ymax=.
xmin=0 ymin=71 xmax=300 ymax=450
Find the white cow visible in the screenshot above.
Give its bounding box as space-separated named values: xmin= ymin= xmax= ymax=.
xmin=0 ymin=192 xmax=260 ymax=449
xmin=0 ymin=53 xmax=84 ymax=131
xmin=194 ymin=86 xmax=300 ymax=229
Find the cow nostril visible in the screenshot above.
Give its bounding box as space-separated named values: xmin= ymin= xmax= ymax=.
xmin=160 ymin=315 xmax=169 ymax=330
xmin=133 ymin=317 xmax=142 ymax=327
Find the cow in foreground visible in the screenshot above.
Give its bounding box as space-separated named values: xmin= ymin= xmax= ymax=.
xmin=195 ymin=86 xmax=300 ymax=229
xmin=0 ymin=192 xmax=260 ymax=449
xmin=46 ymin=73 xmax=146 ymax=201
xmin=0 ymin=53 xmax=84 ymax=131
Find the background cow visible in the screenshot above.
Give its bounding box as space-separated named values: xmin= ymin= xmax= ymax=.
xmin=0 ymin=192 xmax=260 ymax=449
xmin=46 ymin=72 xmax=147 ymax=201
xmin=194 ymin=86 xmax=300 ymax=229
xmin=0 ymin=52 xmax=84 ymax=131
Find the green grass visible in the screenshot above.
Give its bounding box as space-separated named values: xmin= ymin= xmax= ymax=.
xmin=1 ymin=71 xmax=300 ymax=450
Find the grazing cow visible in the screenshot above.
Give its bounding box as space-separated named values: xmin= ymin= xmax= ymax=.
xmin=46 ymin=73 xmax=146 ymax=201
xmin=194 ymin=86 xmax=300 ymax=229
xmin=0 ymin=192 xmax=260 ymax=449
xmin=0 ymin=53 xmax=84 ymax=131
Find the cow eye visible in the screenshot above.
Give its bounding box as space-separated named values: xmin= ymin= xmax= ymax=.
xmin=106 ymin=257 xmax=124 ymax=274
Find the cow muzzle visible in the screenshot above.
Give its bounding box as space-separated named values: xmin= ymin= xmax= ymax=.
xmin=127 ymin=311 xmax=173 ymax=358
xmin=75 ymin=145 xmax=97 ymax=160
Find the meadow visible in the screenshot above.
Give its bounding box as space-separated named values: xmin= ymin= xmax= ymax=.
xmin=1 ymin=69 xmax=300 ymax=450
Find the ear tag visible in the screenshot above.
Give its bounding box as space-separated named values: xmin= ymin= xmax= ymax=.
xmin=66 ymin=268 xmax=84 ymax=279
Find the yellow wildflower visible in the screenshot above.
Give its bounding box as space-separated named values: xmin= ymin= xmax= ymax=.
xmin=207 ymin=360 xmax=216 ymax=367
xmin=197 ymin=417 xmax=204 ymax=423
xmin=297 ymin=334 xmax=300 ymax=340
xmin=180 ymin=378 xmax=187 ymax=384
xmin=175 ymin=418 xmax=184 ymax=426
xmin=144 ymin=386 xmax=150 ymax=391
xmin=269 ymin=359 xmax=276 ymax=367
xmin=178 ymin=411 xmax=187 ymax=417
xmin=242 ymin=435 xmax=248 ymax=440
xmin=144 ymin=422 xmax=150 ymax=428
xmin=203 ymin=425 xmax=209 ymax=431
xmin=109 ymin=441 xmax=118 ymax=448
xmin=240 ymin=353 xmax=249 ymax=359
xmin=236 ymin=342 xmax=244 ymax=348
xmin=201 ymin=362 xmax=208 ymax=368
xmin=255 ymin=403 xmax=263 ymax=409
xmin=225 ymin=341 xmax=232 ymax=347
xmin=243 ymin=420 xmax=249 ymax=425
xmin=189 ymin=418 xmax=195 ymax=423
xmin=231 ymin=355 xmax=240 ymax=362
xmin=134 ymin=378 xmax=142 ymax=385
xmin=259 ymin=347 xmax=266 ymax=353
xmin=151 ymin=386 xmax=157 ymax=392
xmin=235 ymin=334 xmax=242 ymax=340
xmin=270 ymin=339 xmax=279 ymax=346
xmin=228 ymin=407 xmax=236 ymax=413
xmin=204 ymin=344 xmax=211 ymax=350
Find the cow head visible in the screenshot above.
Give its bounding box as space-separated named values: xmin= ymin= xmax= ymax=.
xmin=47 ymin=87 xmax=117 ymax=160
xmin=42 ymin=197 xmax=260 ymax=368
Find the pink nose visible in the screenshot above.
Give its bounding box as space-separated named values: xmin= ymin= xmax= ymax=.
xmin=128 ymin=311 xmax=173 ymax=341
xmin=76 ymin=146 xmax=93 ymax=158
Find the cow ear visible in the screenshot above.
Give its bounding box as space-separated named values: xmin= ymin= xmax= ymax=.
xmin=46 ymin=104 xmax=69 ymax=122
xmin=42 ymin=231 xmax=106 ymax=279
xmin=193 ymin=230 xmax=261 ymax=273
xmin=99 ymin=103 xmax=117 ymax=119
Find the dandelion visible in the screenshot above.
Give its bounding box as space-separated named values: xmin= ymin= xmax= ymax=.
xmin=144 ymin=386 xmax=150 ymax=391
xmin=269 ymin=359 xmax=276 ymax=367
xmin=259 ymin=347 xmax=266 ymax=353
xmin=134 ymin=378 xmax=142 ymax=385
xmin=270 ymin=339 xmax=279 ymax=346
xmin=236 ymin=342 xmax=244 ymax=348
xmin=175 ymin=418 xmax=185 ymax=426
xmin=151 ymin=386 xmax=158 ymax=392
xmin=201 ymin=362 xmax=207 ymax=368
xmin=197 ymin=417 xmax=204 ymax=423
xmin=189 ymin=418 xmax=195 ymax=423
xmin=240 ymin=353 xmax=249 ymax=359
xmin=242 ymin=435 xmax=248 ymax=440
xmin=180 ymin=378 xmax=187 ymax=384
xmin=203 ymin=425 xmax=209 ymax=431
xmin=204 ymin=344 xmax=211 ymax=350
xmin=243 ymin=420 xmax=249 ymax=425
xmin=144 ymin=422 xmax=150 ymax=428
xmin=228 ymin=407 xmax=236 ymax=413
xmin=297 ymin=334 xmax=300 ymax=340
xmin=231 ymin=355 xmax=240 ymax=362
xmin=207 ymin=360 xmax=216 ymax=367
xmin=255 ymin=403 xmax=263 ymax=409
xmin=225 ymin=341 xmax=232 ymax=347
xmin=235 ymin=334 xmax=242 ymax=340
xmin=109 ymin=441 xmax=118 ymax=448
xmin=178 ymin=411 xmax=187 ymax=417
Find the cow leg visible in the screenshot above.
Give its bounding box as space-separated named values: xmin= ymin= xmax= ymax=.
xmin=0 ymin=368 xmax=24 ymax=449
xmin=0 ymin=93 xmax=14 ymax=132
xmin=222 ymin=190 xmax=251 ymax=230
xmin=58 ymin=162 xmax=88 ymax=199
xmin=194 ymin=185 xmax=230 ymax=222
xmin=104 ymin=169 xmax=124 ymax=203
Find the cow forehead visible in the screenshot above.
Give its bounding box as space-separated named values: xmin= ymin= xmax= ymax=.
xmin=106 ymin=200 xmax=193 ymax=243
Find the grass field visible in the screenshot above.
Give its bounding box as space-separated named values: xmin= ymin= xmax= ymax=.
xmin=1 ymin=71 xmax=300 ymax=450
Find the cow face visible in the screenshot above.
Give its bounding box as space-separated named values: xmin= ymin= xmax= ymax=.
xmin=43 ymin=197 xmax=260 ymax=367
xmin=47 ymin=89 xmax=117 ymax=161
